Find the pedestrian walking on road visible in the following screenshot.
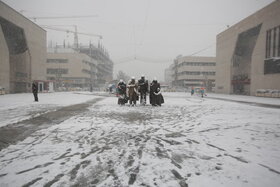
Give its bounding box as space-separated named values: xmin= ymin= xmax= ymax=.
xmin=191 ymin=87 xmax=194 ymax=96
xmin=200 ymin=87 xmax=205 ymax=98
xmin=32 ymin=81 xmax=38 ymax=102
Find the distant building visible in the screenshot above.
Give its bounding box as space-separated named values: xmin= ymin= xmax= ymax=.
xmin=172 ymin=56 xmax=216 ymax=91
xmin=46 ymin=47 xmax=97 ymax=90
xmin=0 ymin=1 xmax=47 ymax=93
xmin=164 ymin=64 xmax=174 ymax=87
xmin=216 ymin=1 xmax=280 ymax=95
xmin=80 ymin=44 xmax=113 ymax=85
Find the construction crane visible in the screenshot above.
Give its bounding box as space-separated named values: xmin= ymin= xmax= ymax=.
xmin=25 ymin=14 xmax=100 ymax=49
xmin=40 ymin=25 xmax=103 ymax=49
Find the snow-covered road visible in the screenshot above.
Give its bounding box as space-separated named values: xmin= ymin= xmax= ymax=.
xmin=0 ymin=93 xmax=280 ymax=187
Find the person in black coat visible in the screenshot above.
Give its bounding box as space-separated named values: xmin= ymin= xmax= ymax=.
xmin=117 ymin=80 xmax=127 ymax=105
xmin=138 ymin=75 xmax=148 ymax=105
xmin=150 ymin=78 xmax=164 ymax=106
xmin=32 ymin=81 xmax=38 ymax=102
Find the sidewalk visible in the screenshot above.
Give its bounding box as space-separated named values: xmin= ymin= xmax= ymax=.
xmin=206 ymin=93 xmax=280 ymax=108
xmin=163 ymin=92 xmax=280 ymax=108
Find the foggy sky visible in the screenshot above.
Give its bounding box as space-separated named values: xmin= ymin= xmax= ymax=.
xmin=2 ymin=0 xmax=274 ymax=81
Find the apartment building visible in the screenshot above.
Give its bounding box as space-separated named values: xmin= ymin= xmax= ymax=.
xmin=173 ymin=56 xmax=216 ymax=91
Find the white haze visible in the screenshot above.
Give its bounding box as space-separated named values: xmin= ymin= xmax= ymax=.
xmin=2 ymin=0 xmax=274 ymax=81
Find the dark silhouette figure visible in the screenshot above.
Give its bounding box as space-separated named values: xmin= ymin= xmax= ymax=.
xmin=138 ymin=75 xmax=149 ymax=105
xmin=117 ymin=80 xmax=127 ymax=105
xmin=150 ymin=79 xmax=164 ymax=106
xmin=32 ymin=81 xmax=38 ymax=102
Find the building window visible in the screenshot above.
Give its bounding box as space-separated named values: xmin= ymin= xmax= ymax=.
xmin=266 ymin=25 xmax=280 ymax=59
xmin=266 ymin=30 xmax=269 ymax=58
xmin=264 ymin=25 xmax=280 ymax=74
xmin=264 ymin=58 xmax=280 ymax=74
xmin=47 ymin=68 xmax=68 ymax=74
xmin=178 ymin=71 xmax=215 ymax=76
xmin=180 ymin=62 xmax=216 ymax=67
xmin=47 ymin=59 xmax=68 ymax=63
xmin=278 ymin=26 xmax=280 ymax=57
xmin=47 ymin=77 xmax=55 ymax=80
xmin=15 ymin=72 xmax=27 ymax=78
xmin=82 ymin=60 xmax=90 ymax=64
xmin=273 ymin=28 xmax=277 ymax=57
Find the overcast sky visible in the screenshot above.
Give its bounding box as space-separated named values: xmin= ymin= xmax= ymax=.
xmin=2 ymin=0 xmax=274 ymax=81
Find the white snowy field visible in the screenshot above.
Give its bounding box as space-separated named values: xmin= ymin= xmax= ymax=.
xmin=0 ymin=92 xmax=101 ymax=127
xmin=0 ymin=92 xmax=280 ymax=187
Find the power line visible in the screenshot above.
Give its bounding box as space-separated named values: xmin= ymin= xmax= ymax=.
xmin=28 ymin=15 xmax=98 ymax=21
xmin=114 ymin=55 xmax=172 ymax=65
xmin=188 ymin=44 xmax=215 ymax=57
xmin=114 ymin=43 xmax=215 ymax=65
xmin=41 ymin=25 xmax=103 ymax=39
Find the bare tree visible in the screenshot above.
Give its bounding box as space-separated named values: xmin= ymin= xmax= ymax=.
xmin=116 ymin=71 xmax=130 ymax=83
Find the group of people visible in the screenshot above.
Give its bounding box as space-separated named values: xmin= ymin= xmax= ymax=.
xmin=191 ymin=87 xmax=206 ymax=98
xmin=116 ymin=75 xmax=164 ymax=106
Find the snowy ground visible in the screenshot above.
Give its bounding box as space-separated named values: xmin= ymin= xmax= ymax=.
xmin=0 ymin=92 xmax=280 ymax=187
xmin=0 ymin=92 xmax=100 ymax=127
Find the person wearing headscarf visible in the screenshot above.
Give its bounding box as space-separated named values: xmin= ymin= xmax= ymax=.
xmin=127 ymin=77 xmax=138 ymax=106
xmin=117 ymin=79 xmax=127 ymax=105
xmin=150 ymin=78 xmax=164 ymax=106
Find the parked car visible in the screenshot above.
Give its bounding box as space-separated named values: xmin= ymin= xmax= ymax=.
xmin=0 ymin=87 xmax=5 ymax=95
xmin=264 ymin=89 xmax=273 ymax=97
xmin=255 ymin=89 xmax=266 ymax=97
xmin=271 ymin=90 xmax=280 ymax=98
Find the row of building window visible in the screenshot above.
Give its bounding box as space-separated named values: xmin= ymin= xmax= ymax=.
xmin=82 ymin=60 xmax=97 ymax=68
xmin=266 ymin=25 xmax=280 ymax=58
xmin=177 ymin=62 xmax=216 ymax=67
xmin=178 ymin=71 xmax=216 ymax=76
xmin=15 ymin=72 xmax=27 ymax=78
xmin=46 ymin=77 xmax=87 ymax=83
xmin=82 ymin=69 xmax=96 ymax=75
xmin=182 ymin=79 xmax=215 ymax=82
xmin=47 ymin=59 xmax=68 ymax=63
xmin=47 ymin=68 xmax=68 ymax=74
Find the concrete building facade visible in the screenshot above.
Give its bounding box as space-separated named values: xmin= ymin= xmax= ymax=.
xmin=172 ymin=56 xmax=216 ymax=91
xmin=164 ymin=64 xmax=174 ymax=87
xmin=46 ymin=47 xmax=97 ymax=90
xmin=216 ymin=1 xmax=280 ymax=95
xmin=80 ymin=44 xmax=113 ymax=85
xmin=0 ymin=1 xmax=46 ymax=93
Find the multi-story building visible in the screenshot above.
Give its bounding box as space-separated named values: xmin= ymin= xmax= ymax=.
xmin=46 ymin=47 xmax=97 ymax=90
xmin=0 ymin=1 xmax=47 ymax=93
xmin=80 ymin=44 xmax=113 ymax=85
xmin=172 ymin=56 xmax=216 ymax=91
xmin=216 ymin=1 xmax=280 ymax=95
xmin=164 ymin=64 xmax=174 ymax=87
